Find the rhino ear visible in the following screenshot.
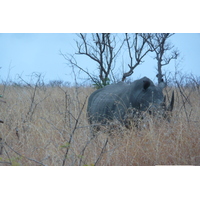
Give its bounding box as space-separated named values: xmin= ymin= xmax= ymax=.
xmin=143 ymin=80 xmax=150 ymax=90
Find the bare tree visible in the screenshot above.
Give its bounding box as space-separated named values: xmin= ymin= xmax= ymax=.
xmin=149 ymin=33 xmax=179 ymax=84
xmin=122 ymin=33 xmax=154 ymax=81
xmin=73 ymin=33 xmax=125 ymax=87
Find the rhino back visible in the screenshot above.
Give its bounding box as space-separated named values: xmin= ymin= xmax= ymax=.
xmin=87 ymin=82 xmax=131 ymax=123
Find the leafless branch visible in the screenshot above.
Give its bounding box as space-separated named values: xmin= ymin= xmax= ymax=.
xmin=94 ymin=138 xmax=108 ymax=166
xmin=70 ymin=33 xmax=125 ymax=87
xmin=62 ymin=96 xmax=87 ymax=166
xmin=122 ymin=33 xmax=153 ymax=81
xmin=149 ymin=33 xmax=179 ymax=84
xmin=4 ymin=142 xmax=46 ymax=166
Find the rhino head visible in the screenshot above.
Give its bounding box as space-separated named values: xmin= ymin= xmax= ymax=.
xmin=129 ymin=78 xmax=174 ymax=121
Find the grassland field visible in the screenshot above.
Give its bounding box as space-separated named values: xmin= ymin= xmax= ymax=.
xmin=0 ymin=82 xmax=200 ymax=166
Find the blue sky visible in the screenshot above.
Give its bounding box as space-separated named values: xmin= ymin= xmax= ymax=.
xmin=0 ymin=33 xmax=200 ymax=85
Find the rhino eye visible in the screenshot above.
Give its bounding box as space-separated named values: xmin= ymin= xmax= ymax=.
xmin=149 ymin=110 xmax=152 ymax=115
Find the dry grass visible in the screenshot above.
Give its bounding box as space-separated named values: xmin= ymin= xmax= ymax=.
xmin=0 ymin=83 xmax=200 ymax=166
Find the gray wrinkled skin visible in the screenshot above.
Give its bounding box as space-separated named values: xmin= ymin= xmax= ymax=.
xmin=87 ymin=77 xmax=167 ymax=127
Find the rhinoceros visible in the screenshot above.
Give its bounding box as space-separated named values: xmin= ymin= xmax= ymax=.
xmin=87 ymin=77 xmax=174 ymax=127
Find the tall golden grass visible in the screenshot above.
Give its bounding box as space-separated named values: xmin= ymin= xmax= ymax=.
xmin=0 ymin=82 xmax=200 ymax=165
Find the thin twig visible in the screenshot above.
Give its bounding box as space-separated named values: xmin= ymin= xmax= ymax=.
xmin=94 ymin=138 xmax=108 ymax=166
xmin=62 ymin=97 xmax=88 ymax=166
xmin=78 ymin=134 xmax=97 ymax=166
xmin=0 ymin=161 xmax=12 ymax=165
xmin=5 ymin=142 xmax=46 ymax=166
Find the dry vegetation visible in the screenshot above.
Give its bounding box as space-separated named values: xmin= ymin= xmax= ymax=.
xmin=0 ymin=78 xmax=200 ymax=166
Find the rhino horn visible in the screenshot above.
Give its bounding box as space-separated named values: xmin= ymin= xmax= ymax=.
xmin=167 ymin=91 xmax=174 ymax=112
xmin=162 ymin=95 xmax=166 ymax=110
